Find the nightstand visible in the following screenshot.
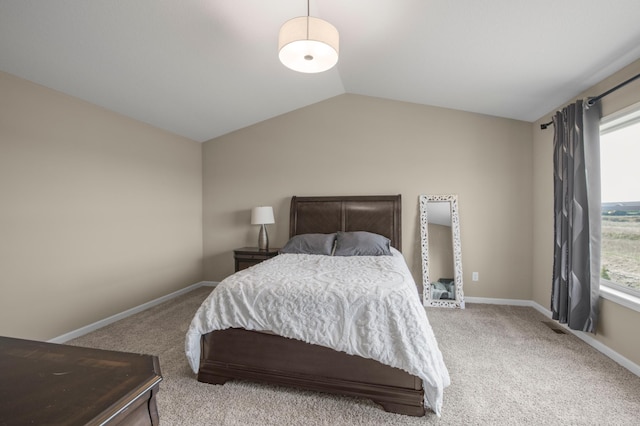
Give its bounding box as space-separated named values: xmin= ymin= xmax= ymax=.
xmin=234 ymin=247 xmax=279 ymax=272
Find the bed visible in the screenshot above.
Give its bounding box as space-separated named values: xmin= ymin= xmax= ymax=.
xmin=185 ymin=195 xmax=449 ymax=416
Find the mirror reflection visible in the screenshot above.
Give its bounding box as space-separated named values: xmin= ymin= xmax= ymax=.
xmin=427 ymin=201 xmax=455 ymax=300
xmin=419 ymin=195 xmax=465 ymax=308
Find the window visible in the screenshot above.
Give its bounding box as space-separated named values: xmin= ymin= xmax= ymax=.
xmin=599 ymin=103 xmax=640 ymax=298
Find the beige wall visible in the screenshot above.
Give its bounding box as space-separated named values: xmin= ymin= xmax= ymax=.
xmin=203 ymin=94 xmax=533 ymax=301
xmin=532 ymin=59 xmax=640 ymax=365
xmin=0 ymin=71 xmax=203 ymax=341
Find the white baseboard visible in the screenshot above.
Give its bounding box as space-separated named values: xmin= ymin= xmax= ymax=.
xmin=49 ymin=281 xmax=218 ymax=344
xmin=465 ymin=296 xmax=640 ymax=377
xmin=465 ymin=296 xmax=534 ymax=307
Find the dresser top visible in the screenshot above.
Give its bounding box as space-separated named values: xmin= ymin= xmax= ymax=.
xmin=0 ymin=336 xmax=161 ymax=425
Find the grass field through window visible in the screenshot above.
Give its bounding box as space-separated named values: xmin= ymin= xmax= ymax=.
xmin=601 ymin=212 xmax=640 ymax=292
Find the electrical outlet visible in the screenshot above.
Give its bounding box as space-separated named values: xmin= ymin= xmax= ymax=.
xmin=472 ymin=272 xmax=479 ymax=281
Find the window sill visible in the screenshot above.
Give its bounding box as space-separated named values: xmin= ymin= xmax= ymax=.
xmin=600 ymin=284 xmax=640 ymax=313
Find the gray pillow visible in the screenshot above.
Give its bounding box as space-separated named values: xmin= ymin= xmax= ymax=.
xmin=279 ymin=233 xmax=336 ymax=255
xmin=333 ymin=231 xmax=391 ymax=256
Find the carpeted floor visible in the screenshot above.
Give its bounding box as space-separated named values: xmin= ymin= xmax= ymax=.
xmin=69 ymin=286 xmax=640 ymax=425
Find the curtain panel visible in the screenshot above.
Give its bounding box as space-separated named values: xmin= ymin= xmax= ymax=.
xmin=551 ymin=99 xmax=601 ymax=333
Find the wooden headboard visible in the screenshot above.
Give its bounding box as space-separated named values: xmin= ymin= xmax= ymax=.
xmin=289 ymin=195 xmax=402 ymax=251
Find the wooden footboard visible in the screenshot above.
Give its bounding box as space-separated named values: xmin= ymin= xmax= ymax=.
xmin=197 ymin=328 xmax=425 ymax=417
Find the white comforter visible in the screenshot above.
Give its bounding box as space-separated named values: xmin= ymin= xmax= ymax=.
xmin=185 ymin=249 xmax=450 ymax=415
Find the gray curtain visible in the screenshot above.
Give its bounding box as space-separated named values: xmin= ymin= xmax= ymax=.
xmin=551 ymin=99 xmax=601 ymax=332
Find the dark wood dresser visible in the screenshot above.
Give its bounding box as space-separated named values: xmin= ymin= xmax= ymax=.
xmin=0 ymin=336 xmax=162 ymax=425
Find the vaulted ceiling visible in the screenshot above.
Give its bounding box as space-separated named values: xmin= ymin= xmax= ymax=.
xmin=2 ymin=1 xmax=640 ymax=142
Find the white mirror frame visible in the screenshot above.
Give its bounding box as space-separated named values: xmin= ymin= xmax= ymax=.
xmin=419 ymin=194 xmax=465 ymax=308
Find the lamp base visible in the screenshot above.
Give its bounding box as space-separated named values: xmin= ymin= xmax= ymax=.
xmin=258 ymin=224 xmax=269 ymax=251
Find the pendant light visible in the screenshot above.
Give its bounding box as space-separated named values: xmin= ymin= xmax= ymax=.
xmin=278 ymin=0 xmax=339 ymax=73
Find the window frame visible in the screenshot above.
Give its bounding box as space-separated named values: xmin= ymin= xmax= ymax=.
xmin=598 ymin=101 xmax=640 ymax=312
xmin=600 ymin=281 xmax=640 ymax=313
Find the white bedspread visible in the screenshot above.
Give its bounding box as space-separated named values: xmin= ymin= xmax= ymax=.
xmin=185 ymin=249 xmax=450 ymax=415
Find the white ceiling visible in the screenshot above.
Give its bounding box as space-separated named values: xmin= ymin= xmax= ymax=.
xmin=2 ymin=1 xmax=640 ymax=142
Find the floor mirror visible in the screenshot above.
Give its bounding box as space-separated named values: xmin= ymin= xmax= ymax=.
xmin=419 ymin=194 xmax=465 ymax=308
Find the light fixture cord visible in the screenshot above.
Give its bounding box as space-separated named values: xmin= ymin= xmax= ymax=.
xmin=306 ymin=0 xmax=310 ymax=40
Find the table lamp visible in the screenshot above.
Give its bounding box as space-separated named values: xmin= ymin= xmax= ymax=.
xmin=251 ymin=206 xmax=275 ymax=250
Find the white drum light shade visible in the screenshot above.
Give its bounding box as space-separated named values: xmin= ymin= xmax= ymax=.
xmin=278 ymin=16 xmax=339 ymax=73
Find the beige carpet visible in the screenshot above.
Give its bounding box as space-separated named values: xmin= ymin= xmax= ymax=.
xmin=69 ymin=286 xmax=640 ymax=425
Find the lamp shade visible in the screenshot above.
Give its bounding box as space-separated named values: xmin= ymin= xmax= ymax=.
xmin=251 ymin=206 xmax=275 ymax=225
xmin=278 ymin=16 xmax=339 ymax=73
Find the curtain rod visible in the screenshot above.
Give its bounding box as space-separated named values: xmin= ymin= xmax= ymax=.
xmin=540 ymin=71 xmax=640 ymax=130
